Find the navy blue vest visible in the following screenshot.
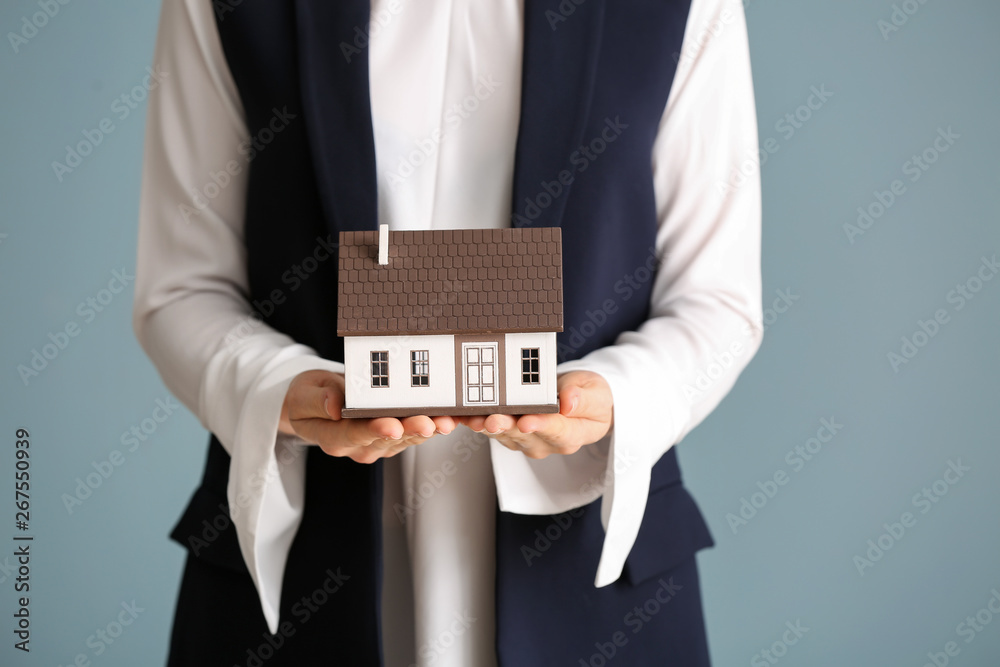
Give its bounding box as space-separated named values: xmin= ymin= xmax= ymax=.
xmin=172 ymin=1 xmax=713 ymax=664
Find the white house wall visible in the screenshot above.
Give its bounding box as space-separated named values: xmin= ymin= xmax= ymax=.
xmin=504 ymin=332 xmax=558 ymax=406
xmin=344 ymin=335 xmax=457 ymax=410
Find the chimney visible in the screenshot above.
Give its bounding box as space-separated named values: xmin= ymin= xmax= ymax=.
xmin=378 ymin=224 xmax=389 ymax=265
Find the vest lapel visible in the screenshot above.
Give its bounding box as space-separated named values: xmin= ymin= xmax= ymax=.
xmin=296 ymin=0 xmax=604 ymax=236
xmin=512 ymin=0 xmax=607 ymax=229
xmin=295 ymin=0 xmax=379 ymax=235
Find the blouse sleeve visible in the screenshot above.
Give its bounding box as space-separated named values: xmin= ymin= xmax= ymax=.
xmin=133 ymin=0 xmax=341 ymax=633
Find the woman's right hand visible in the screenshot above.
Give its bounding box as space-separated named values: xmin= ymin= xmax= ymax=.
xmin=279 ymin=370 xmax=456 ymax=464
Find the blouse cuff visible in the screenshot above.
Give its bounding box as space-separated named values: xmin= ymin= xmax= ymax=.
xmin=201 ymin=343 xmax=344 ymax=634
xmin=490 ymin=355 xmax=689 ymax=587
xmin=561 ymin=348 xmax=692 ymax=585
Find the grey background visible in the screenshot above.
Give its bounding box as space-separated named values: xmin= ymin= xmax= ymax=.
xmin=1 ymin=0 xmax=998 ymax=665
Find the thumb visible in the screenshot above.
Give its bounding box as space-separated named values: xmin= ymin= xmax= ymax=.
xmin=557 ymin=371 xmax=610 ymax=422
xmin=287 ymin=371 xmax=344 ymax=422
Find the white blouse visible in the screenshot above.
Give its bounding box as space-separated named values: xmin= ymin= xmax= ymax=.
xmin=134 ymin=0 xmax=761 ymax=665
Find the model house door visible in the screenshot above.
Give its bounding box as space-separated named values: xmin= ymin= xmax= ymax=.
xmin=462 ymin=342 xmax=498 ymax=406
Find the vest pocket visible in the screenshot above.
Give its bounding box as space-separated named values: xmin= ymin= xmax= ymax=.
xmin=169 ymin=485 xmax=249 ymax=575
xmin=622 ymin=483 xmax=715 ymax=586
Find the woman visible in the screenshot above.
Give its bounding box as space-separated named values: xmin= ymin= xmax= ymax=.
xmin=134 ymin=0 xmax=762 ymax=664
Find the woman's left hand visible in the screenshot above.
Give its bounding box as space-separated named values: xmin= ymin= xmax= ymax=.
xmin=458 ymin=370 xmax=613 ymax=459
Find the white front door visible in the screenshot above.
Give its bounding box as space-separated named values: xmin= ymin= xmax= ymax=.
xmin=462 ymin=342 xmax=498 ymax=407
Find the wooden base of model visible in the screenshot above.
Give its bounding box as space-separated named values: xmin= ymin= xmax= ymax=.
xmin=341 ymin=404 xmax=559 ymax=419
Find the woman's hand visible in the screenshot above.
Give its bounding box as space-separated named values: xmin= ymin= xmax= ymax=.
xmin=280 ymin=370 xmax=457 ymax=464
xmin=458 ymin=371 xmax=613 ymax=460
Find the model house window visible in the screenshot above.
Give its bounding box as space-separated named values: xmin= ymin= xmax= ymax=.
xmin=411 ymin=350 xmax=430 ymax=386
xmin=371 ymin=351 xmax=389 ymax=387
xmin=521 ymin=348 xmax=540 ymax=384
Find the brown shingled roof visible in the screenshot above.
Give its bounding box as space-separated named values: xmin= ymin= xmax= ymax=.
xmin=337 ymin=227 xmax=563 ymax=336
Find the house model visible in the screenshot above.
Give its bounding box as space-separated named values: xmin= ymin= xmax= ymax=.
xmin=338 ymin=226 xmax=563 ymax=418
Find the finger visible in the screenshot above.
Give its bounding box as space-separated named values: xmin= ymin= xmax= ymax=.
xmin=496 ymin=431 xmax=557 ymax=459
xmin=379 ymin=442 xmax=411 ymax=458
xmin=400 ymin=415 xmax=436 ymax=438
xmin=491 ymin=432 xmax=527 ymax=454
xmin=483 ymin=414 xmax=570 ymax=454
xmin=515 ymin=412 xmax=553 ymax=435
xmin=519 ymin=442 xmax=555 ymax=459
xmin=290 ymin=417 xmax=336 ymax=447
xmin=296 ymin=416 xmax=378 ymax=453
xmin=365 ymin=417 xmax=405 ymax=442
xmin=458 ymin=415 xmax=487 ymax=432
xmin=348 ymin=445 xmax=385 ymax=465
xmin=483 ymin=414 xmax=517 ymax=435
xmin=368 ymin=433 xmax=428 ymax=452
xmin=517 ymin=413 xmax=575 ymax=449
xmin=305 ymin=416 xmax=410 ymax=458
xmin=431 ymin=415 xmax=457 ymax=435
xmin=312 ymin=417 xmax=397 ymax=450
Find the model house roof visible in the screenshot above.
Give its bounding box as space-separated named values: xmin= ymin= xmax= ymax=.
xmin=337 ymin=227 xmax=563 ymax=336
